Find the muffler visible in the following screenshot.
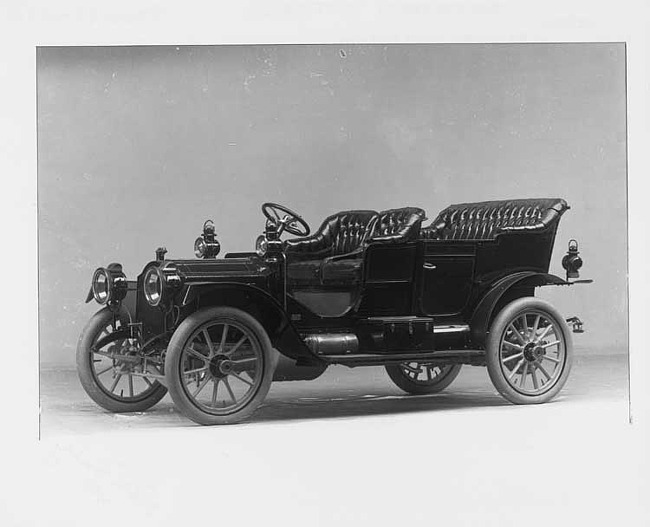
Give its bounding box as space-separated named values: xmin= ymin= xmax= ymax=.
xmin=304 ymin=333 xmax=359 ymax=355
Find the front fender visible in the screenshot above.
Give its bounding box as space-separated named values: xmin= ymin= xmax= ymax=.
xmin=181 ymin=282 xmax=319 ymax=364
xmin=469 ymin=271 xmax=569 ymax=347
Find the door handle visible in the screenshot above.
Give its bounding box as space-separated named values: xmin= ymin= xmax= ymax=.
xmin=423 ymin=263 xmax=437 ymax=270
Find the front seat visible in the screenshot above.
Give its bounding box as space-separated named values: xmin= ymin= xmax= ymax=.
xmin=285 ymin=207 xmax=426 ymax=288
xmin=367 ymin=206 xmax=427 ymax=244
xmin=285 ymin=210 xmax=378 ymax=287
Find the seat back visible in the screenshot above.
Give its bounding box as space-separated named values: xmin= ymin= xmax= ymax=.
xmin=285 ymin=210 xmax=378 ymax=259
xmin=421 ymin=198 xmax=569 ymax=241
xmin=329 ymin=210 xmax=379 ymax=254
xmin=369 ymin=207 xmax=427 ymax=243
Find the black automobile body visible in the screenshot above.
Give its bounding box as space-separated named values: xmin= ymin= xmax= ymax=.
xmin=78 ymin=199 xmax=590 ymax=424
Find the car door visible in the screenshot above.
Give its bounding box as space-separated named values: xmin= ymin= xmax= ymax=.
xmin=357 ymin=241 xmax=420 ymax=316
xmin=420 ymin=241 xmax=476 ymax=316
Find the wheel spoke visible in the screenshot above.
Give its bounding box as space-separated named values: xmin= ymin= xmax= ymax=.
xmin=96 ymin=365 xmax=113 ymax=376
xmin=542 ymin=355 xmax=560 ymax=364
xmin=541 ymin=340 xmax=561 ymax=349
xmin=520 ymin=315 xmax=529 ymax=339
xmin=536 ymin=323 xmax=553 ymax=342
xmin=532 ymin=315 xmax=541 ymax=338
xmin=211 ymin=379 xmax=220 ymax=406
xmin=508 ymin=324 xmax=526 ymax=345
xmin=143 ymin=376 xmax=153 ymax=388
xmin=128 ymin=374 xmax=134 ymax=397
xmin=186 ymin=347 xmax=210 ymax=363
xmin=520 ymin=361 xmax=529 ymax=388
xmin=426 ymin=367 xmax=432 ymax=381
xmin=502 ymin=352 xmax=523 ymax=364
xmin=242 ymin=370 xmax=256 ymax=382
xmin=225 ymin=335 xmax=248 ymax=356
xmin=203 ymin=329 xmax=215 ymax=357
xmin=502 ymin=341 xmax=523 ymax=351
xmin=531 ymin=367 xmax=539 ymax=390
xmin=223 ymin=377 xmax=237 ymax=403
xmin=508 ymin=359 xmax=525 ymax=380
xmin=230 ymin=357 xmax=258 ymax=366
xmin=229 ymin=372 xmax=253 ymax=387
xmin=219 ymin=324 xmax=229 ymax=353
xmin=110 ymin=374 xmax=122 ymax=393
xmin=192 ymin=374 xmax=212 ymax=397
xmin=535 ymin=362 xmax=552 ymax=381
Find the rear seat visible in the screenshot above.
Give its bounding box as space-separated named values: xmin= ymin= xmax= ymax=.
xmin=420 ymin=198 xmax=569 ymax=241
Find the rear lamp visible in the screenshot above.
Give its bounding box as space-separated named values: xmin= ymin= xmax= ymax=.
xmin=143 ymin=265 xmax=182 ymax=307
xmin=91 ymin=264 xmax=127 ymax=305
xmin=561 ymin=239 xmax=583 ymax=280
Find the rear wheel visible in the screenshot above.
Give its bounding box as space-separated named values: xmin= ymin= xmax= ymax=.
xmin=486 ymin=297 xmax=573 ymax=404
xmin=165 ymin=307 xmax=276 ymax=425
xmin=76 ymin=308 xmax=167 ymax=413
xmin=385 ymin=362 xmax=462 ymax=395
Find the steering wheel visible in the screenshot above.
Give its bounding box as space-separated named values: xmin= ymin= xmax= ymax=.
xmin=262 ymin=202 xmax=311 ymax=237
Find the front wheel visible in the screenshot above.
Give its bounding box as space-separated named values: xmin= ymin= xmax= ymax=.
xmin=486 ymin=297 xmax=573 ymax=405
xmin=165 ymin=307 xmax=276 ymax=425
xmin=76 ymin=308 xmax=168 ymax=413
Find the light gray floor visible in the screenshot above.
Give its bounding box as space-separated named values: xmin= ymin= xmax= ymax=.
xmin=40 ymin=349 xmax=629 ymax=436
xmin=32 ymin=350 xmax=645 ymax=527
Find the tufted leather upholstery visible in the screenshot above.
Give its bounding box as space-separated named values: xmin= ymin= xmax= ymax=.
xmin=286 ymin=207 xmax=426 ymax=287
xmin=285 ymin=210 xmax=378 ymax=260
xmin=369 ymin=207 xmax=426 ymax=244
xmin=420 ymin=198 xmax=569 ymax=241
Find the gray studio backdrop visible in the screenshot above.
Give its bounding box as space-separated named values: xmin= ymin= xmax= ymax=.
xmin=37 ymin=44 xmax=627 ymax=368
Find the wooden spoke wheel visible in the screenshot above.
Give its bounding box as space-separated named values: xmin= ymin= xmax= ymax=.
xmin=486 ymin=298 xmax=573 ymax=404
xmin=385 ymin=362 xmax=462 ymax=395
xmin=76 ymin=308 xmax=167 ymax=413
xmin=165 ymin=307 xmax=276 ymax=425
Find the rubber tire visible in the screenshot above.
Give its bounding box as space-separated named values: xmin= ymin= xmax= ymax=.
xmin=385 ymin=363 xmax=462 ymax=395
xmin=165 ymin=307 xmax=277 ymax=425
xmin=486 ymin=297 xmax=573 ymax=405
xmin=76 ymin=308 xmax=168 ymax=413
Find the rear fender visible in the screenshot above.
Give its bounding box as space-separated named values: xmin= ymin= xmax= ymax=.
xmin=469 ymin=271 xmax=568 ymax=347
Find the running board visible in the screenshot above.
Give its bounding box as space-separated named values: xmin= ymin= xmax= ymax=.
xmin=321 ymin=350 xmax=485 ymax=367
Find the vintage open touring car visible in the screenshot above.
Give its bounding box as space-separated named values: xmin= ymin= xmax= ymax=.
xmin=78 ymin=198 xmax=590 ymax=425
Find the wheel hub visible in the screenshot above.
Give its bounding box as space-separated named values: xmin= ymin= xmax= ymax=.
xmin=209 ymin=355 xmax=233 ymax=378
xmin=523 ymin=342 xmax=545 ymax=362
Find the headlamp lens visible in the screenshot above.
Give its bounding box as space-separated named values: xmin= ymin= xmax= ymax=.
xmin=92 ymin=268 xmax=110 ymax=304
xmin=143 ymin=268 xmax=162 ymax=306
xmin=255 ymin=235 xmax=268 ymax=257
